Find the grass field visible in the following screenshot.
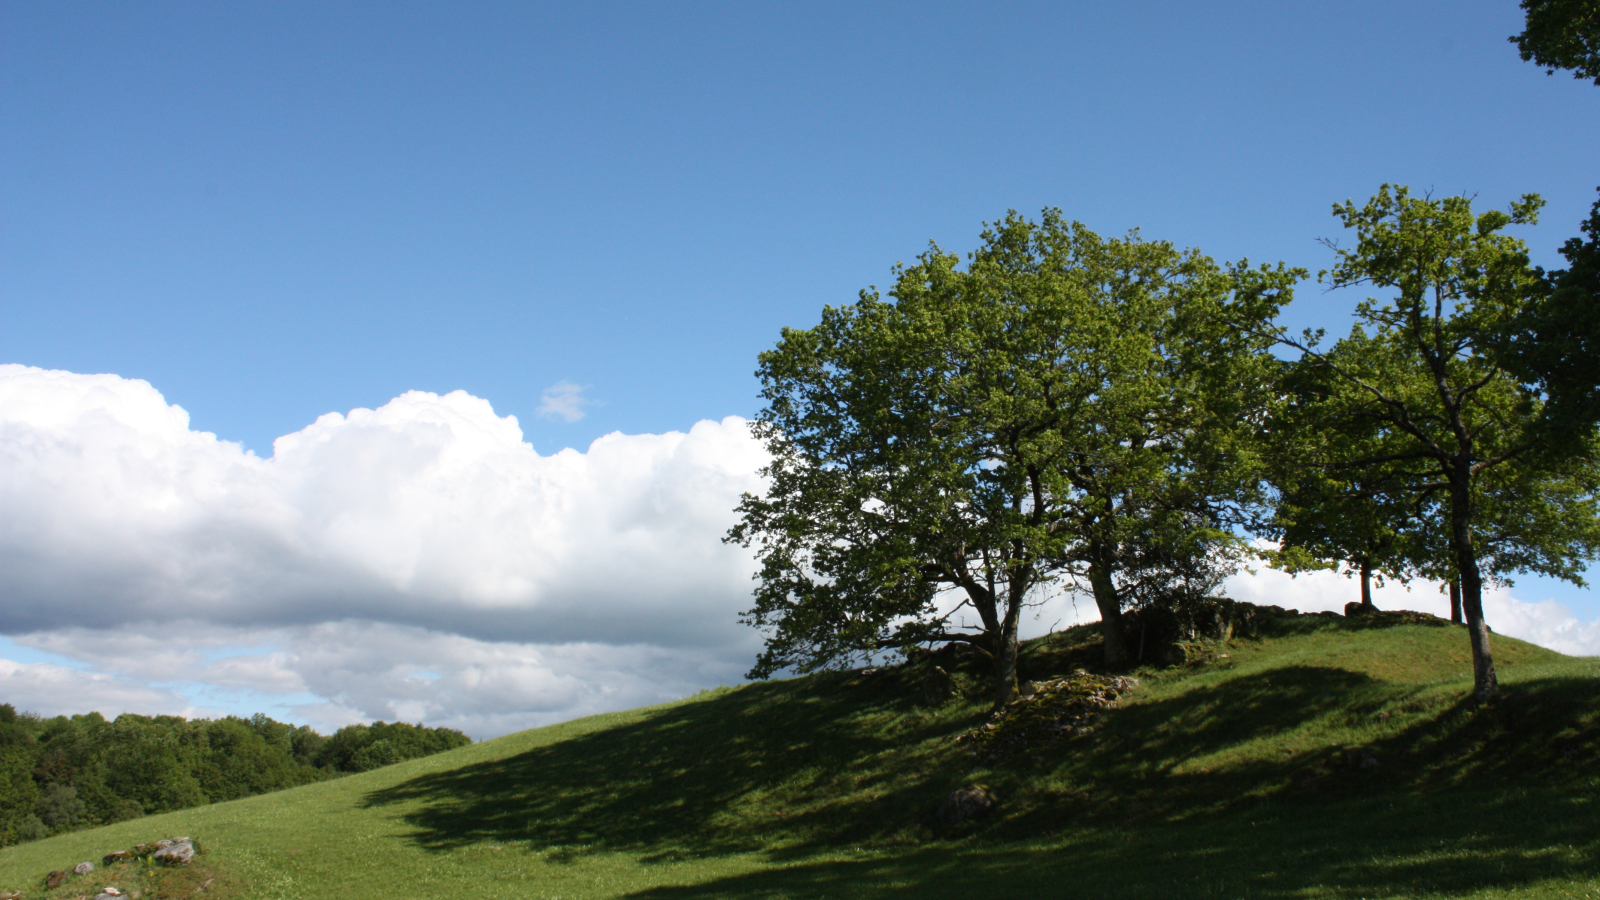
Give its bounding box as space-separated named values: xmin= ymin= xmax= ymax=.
xmin=3 ymin=611 xmax=1598 ymax=899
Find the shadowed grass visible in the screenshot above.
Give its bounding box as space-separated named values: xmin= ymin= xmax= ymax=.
xmin=2 ymin=613 xmax=1597 ymax=899
xmin=359 ymin=670 xmax=984 ymax=858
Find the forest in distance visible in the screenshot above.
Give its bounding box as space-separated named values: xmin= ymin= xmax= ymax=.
xmin=0 ymin=702 xmax=470 ymax=847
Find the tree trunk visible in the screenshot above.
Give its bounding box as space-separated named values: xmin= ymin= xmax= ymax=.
xmin=1359 ymin=557 xmax=1375 ymax=609
xmin=1449 ymin=578 xmax=1462 ymax=624
xmin=1448 ymin=475 xmax=1498 ymax=701
xmin=991 ymin=575 xmax=1025 ymax=708
xmin=1088 ymin=557 xmax=1129 ymax=668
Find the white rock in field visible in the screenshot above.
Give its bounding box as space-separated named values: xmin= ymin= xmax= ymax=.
xmin=153 ymin=840 xmax=195 ymax=866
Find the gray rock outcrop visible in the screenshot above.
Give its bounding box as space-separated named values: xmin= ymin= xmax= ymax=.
xmin=153 ymin=839 xmax=195 ymax=866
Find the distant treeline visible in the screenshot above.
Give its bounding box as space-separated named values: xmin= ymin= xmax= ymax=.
xmin=0 ymin=703 xmax=470 ymax=847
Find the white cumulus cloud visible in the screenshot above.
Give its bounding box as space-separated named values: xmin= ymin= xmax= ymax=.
xmin=0 ymin=365 xmax=765 ymax=735
xmin=0 ymin=364 xmax=764 ymax=645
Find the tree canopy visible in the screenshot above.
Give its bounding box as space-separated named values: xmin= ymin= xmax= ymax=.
xmin=1511 ymin=0 xmax=1600 ymax=85
xmin=0 ymin=704 xmax=471 ymax=848
xmin=729 ymin=210 xmax=1298 ymax=703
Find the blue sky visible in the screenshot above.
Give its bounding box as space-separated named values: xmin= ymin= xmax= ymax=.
xmin=6 ymin=1 xmax=1597 ymax=453
xmin=2 ymin=1 xmax=1598 ymax=732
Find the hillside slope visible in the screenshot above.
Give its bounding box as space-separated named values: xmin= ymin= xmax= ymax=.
xmin=2 ymin=612 xmax=1598 ymax=899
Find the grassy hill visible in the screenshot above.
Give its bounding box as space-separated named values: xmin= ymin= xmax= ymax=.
xmin=3 ymin=611 xmax=1598 ymax=899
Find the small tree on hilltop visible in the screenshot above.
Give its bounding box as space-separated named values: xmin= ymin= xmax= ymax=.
xmin=1275 ymin=186 xmax=1600 ymax=701
xmin=1263 ymin=344 xmax=1429 ymax=611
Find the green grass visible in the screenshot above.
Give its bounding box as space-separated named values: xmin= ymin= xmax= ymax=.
xmin=3 ymin=613 xmax=1599 ymax=899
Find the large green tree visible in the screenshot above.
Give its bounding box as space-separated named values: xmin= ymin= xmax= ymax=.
xmin=728 ymin=210 xmax=1297 ymax=703
xmin=1276 ymin=186 xmax=1600 ymax=701
xmin=1511 ymin=0 xmax=1600 ymax=85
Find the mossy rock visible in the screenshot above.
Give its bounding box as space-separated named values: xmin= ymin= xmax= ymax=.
xmin=959 ymin=673 xmax=1138 ymax=762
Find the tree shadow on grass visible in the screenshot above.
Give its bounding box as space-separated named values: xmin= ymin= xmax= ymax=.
xmin=362 ymin=668 xmax=979 ymax=860
xmin=364 ymin=657 xmax=1600 ymax=894
xmin=621 ymin=784 xmax=1600 ymax=899
xmin=998 ymin=665 xmax=1600 ymax=834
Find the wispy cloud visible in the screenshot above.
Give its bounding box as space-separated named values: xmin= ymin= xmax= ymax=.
xmin=537 ymin=380 xmax=589 ymax=422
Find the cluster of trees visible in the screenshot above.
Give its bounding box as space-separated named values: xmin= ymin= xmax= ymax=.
xmin=729 ymin=3 xmax=1600 ymax=708
xmin=730 ymin=189 xmax=1600 ymax=706
xmin=0 ymin=704 xmax=470 ymax=847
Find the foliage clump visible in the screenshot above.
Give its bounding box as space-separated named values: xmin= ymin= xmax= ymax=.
xmin=0 ymin=703 xmax=470 ymax=849
xmin=1511 ymin=0 xmax=1600 ymax=85
xmin=958 ymin=672 xmax=1138 ymax=762
xmin=315 ymin=721 xmax=472 ymax=773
